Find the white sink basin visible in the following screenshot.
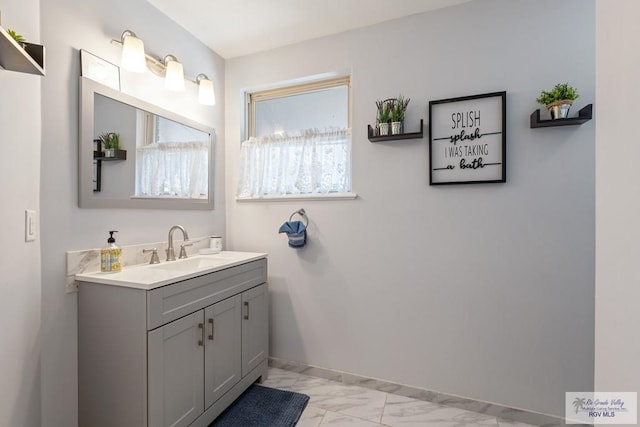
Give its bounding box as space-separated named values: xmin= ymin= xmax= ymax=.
xmin=152 ymin=256 xmax=229 ymax=272
xmin=75 ymin=251 xmax=267 ymax=290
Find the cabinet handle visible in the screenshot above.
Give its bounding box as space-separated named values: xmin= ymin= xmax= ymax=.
xmin=208 ymin=318 xmax=214 ymax=340
xmin=244 ymin=301 xmax=249 ymax=320
xmin=198 ymin=322 xmax=204 ymax=346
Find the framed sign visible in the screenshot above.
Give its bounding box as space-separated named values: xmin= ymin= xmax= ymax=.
xmin=80 ymin=49 xmax=121 ymax=91
xmin=429 ymin=91 xmax=506 ymax=185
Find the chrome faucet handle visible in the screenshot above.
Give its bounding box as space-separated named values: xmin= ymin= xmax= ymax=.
xmin=179 ymin=242 xmax=193 ymax=259
xmin=142 ymin=248 xmax=160 ymax=264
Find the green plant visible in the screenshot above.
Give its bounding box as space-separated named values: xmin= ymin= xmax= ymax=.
xmin=390 ymin=95 xmax=410 ymax=122
xmin=6 ymin=29 xmax=25 ymax=45
xmin=536 ymin=83 xmax=579 ymax=105
xmin=99 ymin=132 xmax=120 ymax=150
xmin=376 ymin=99 xmax=392 ymax=123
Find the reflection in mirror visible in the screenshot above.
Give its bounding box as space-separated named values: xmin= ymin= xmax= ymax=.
xmin=135 ymin=115 xmax=209 ymax=199
xmin=79 ymin=77 xmax=215 ymax=210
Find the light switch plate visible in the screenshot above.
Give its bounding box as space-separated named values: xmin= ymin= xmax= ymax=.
xmin=25 ymin=209 xmax=36 ymax=242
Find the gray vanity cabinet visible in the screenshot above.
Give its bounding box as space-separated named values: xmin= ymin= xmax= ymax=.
xmin=148 ymin=311 xmax=205 ymax=427
xmin=78 ymin=258 xmax=268 ymax=427
xmin=204 ymin=294 xmax=242 ymax=407
xmin=148 ymin=294 xmax=243 ymax=427
xmin=242 ymin=284 xmax=269 ymax=376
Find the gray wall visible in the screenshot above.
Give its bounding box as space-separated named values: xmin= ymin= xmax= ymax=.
xmin=595 ymin=0 xmax=640 ymax=417
xmin=94 ymin=95 xmax=136 ymax=198
xmin=225 ymin=0 xmax=595 ymax=417
xmin=39 ymin=0 xmax=225 ymax=425
xmin=0 ymin=1 xmax=42 ymax=426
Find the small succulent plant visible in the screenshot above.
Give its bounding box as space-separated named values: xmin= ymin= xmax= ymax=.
xmin=536 ymin=83 xmax=579 ymax=106
xmin=6 ymin=29 xmax=25 ymax=45
xmin=391 ymin=95 xmax=410 ymax=122
xmin=376 ymin=99 xmax=392 ymax=123
xmin=99 ymin=132 xmax=120 ymax=150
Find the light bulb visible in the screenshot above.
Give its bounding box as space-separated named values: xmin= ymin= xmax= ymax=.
xmin=164 ymin=55 xmax=184 ymax=91
xmin=197 ymin=74 xmax=216 ymax=105
xmin=121 ymin=31 xmax=146 ymax=73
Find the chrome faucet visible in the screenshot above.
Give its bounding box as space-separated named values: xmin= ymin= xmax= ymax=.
xmin=166 ymin=225 xmax=190 ymax=261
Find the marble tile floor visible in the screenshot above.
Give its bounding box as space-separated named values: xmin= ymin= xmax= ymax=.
xmin=263 ymin=368 xmax=538 ymax=427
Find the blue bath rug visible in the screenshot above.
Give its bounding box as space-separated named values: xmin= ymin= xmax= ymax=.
xmin=210 ymin=384 xmax=309 ymax=427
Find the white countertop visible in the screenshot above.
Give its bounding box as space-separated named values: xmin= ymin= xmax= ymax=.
xmin=75 ymin=251 xmax=267 ymax=290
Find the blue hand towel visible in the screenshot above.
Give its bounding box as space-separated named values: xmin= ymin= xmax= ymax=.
xmin=279 ymin=221 xmax=307 ymax=248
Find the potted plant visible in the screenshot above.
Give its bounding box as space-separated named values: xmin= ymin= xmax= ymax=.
xmin=390 ymin=95 xmax=410 ymax=135
xmin=376 ymin=99 xmax=392 ymax=136
xmin=6 ymin=29 xmax=26 ymax=48
xmin=536 ymin=83 xmax=579 ymax=120
xmin=99 ymin=132 xmax=120 ymax=157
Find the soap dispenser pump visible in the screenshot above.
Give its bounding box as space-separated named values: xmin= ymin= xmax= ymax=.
xmin=100 ymin=231 xmax=122 ymax=273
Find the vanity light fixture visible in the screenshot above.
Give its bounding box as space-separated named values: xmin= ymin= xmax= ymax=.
xmin=163 ymin=55 xmax=185 ymax=91
xmin=111 ymin=30 xmax=216 ymax=104
xmin=196 ymin=74 xmax=216 ymax=106
xmin=120 ymin=30 xmax=146 ymax=73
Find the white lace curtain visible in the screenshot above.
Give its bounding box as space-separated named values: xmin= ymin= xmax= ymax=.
xmin=135 ymin=142 xmax=209 ymax=198
xmin=237 ymin=128 xmax=351 ymax=198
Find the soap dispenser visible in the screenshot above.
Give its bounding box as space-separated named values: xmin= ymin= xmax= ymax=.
xmin=100 ymin=231 xmax=122 ymax=273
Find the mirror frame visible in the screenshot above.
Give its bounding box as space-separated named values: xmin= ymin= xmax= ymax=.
xmin=79 ymin=77 xmax=215 ymax=210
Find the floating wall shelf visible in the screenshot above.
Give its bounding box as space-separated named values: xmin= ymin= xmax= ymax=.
xmin=530 ymin=104 xmax=592 ymax=128
xmin=0 ymin=26 xmax=45 ymax=75
xmin=368 ymin=119 xmax=424 ymax=142
xmin=94 ymin=149 xmax=127 ymax=161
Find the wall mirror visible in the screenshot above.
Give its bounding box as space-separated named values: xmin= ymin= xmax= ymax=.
xmin=79 ymin=77 xmax=215 ymax=210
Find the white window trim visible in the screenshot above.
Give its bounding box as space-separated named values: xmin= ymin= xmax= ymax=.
xmin=247 ymin=75 xmax=352 ymax=138
xmin=236 ymin=192 xmax=358 ymax=202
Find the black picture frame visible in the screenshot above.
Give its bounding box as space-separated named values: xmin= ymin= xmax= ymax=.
xmin=429 ymin=91 xmax=506 ymax=185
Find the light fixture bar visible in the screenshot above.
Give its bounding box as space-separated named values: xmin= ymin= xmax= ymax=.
xmin=111 ymin=34 xmax=215 ymax=105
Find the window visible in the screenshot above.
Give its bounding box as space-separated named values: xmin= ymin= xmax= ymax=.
xmin=237 ymin=76 xmax=352 ymax=199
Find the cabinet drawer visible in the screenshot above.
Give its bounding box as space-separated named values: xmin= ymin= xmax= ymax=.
xmin=147 ymin=259 xmax=267 ymax=330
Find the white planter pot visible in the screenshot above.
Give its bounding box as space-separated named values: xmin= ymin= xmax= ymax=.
xmin=547 ymin=100 xmax=573 ymax=120
xmin=391 ymin=121 xmax=403 ymax=135
xmin=378 ymin=122 xmax=390 ymax=136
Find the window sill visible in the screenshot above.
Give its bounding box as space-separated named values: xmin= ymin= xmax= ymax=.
xmin=236 ymin=192 xmax=358 ymax=202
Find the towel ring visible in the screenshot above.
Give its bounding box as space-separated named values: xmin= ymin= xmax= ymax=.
xmin=289 ymin=208 xmax=308 ymax=227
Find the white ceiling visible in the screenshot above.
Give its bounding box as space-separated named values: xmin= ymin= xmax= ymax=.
xmin=146 ymin=0 xmax=473 ymax=59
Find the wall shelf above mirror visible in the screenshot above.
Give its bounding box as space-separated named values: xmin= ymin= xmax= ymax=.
xmin=367 ymin=119 xmax=424 ymax=142
xmin=0 ymin=25 xmax=45 ymax=75
xmin=79 ymin=77 xmax=215 ymax=210
xmin=530 ymin=104 xmax=592 ymax=128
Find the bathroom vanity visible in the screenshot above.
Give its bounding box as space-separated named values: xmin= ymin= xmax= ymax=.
xmin=76 ymin=252 xmax=268 ymax=427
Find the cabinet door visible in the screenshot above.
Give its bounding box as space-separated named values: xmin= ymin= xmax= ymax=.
xmin=148 ymin=311 xmax=204 ymax=427
xmin=204 ymin=295 xmax=242 ymax=409
xmin=241 ymin=283 xmax=269 ymax=377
